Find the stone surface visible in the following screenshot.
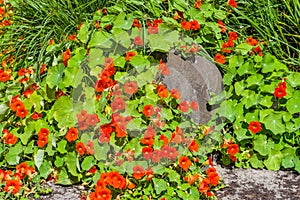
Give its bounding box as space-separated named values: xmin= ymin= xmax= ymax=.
xmin=163 ymin=51 xmax=223 ymax=124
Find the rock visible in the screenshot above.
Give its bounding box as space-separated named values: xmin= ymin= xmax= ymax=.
xmin=163 ymin=51 xmax=223 ymax=124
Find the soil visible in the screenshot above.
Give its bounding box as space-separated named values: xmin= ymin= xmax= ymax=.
xmin=29 ymin=162 xmax=300 ymax=200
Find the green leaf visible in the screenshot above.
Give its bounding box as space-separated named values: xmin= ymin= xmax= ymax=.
xmin=241 ymin=90 xmax=260 ymax=109
xmin=94 ymin=141 xmax=110 ymax=161
xmin=34 ymin=149 xmax=45 ymax=170
xmin=5 ymin=142 xmax=23 ymax=165
xmin=286 ymin=98 xmax=300 ymax=114
xmin=282 ymin=155 xmax=295 ymax=168
xmin=78 ymin=23 xmax=89 ymax=44
xmin=249 ymin=154 xmax=264 ymax=168
xmin=57 ymin=140 xmax=68 ymax=154
xmin=88 ymin=48 xmax=104 ymax=69
xmin=262 ymin=112 xmax=285 ymax=135
xmin=263 ymin=150 xmax=283 ymax=170
xmin=235 ymin=43 xmax=253 ymax=55
xmin=253 ymin=135 xmax=274 ymax=156
xmin=56 ymin=167 xmax=72 ymax=185
xmin=20 ymin=125 xmax=33 ymax=145
xmin=234 ymin=81 xmax=246 ymax=96
xmin=46 ymin=64 xmax=64 ymax=89
xmin=261 ymin=53 xmax=276 ymax=73
xmin=130 ymin=55 xmax=149 ymax=73
xmin=286 ymin=72 xmax=300 ymax=87
xmin=40 ymin=161 xmax=52 ymax=179
xmin=246 ymin=74 xmax=264 ymax=87
xmin=245 ymin=110 xmax=259 ymax=123
xmin=136 ymin=70 xmax=154 ymax=86
xmin=81 ymin=156 xmax=95 ymax=171
xmin=52 ymin=96 xmax=75 ymax=128
xmin=153 ymin=178 xmax=167 ymax=194
xmin=63 ymin=65 xmax=84 ymax=88
xmin=54 ymin=156 xmax=64 ymax=167
xmin=259 ymin=95 xmax=273 ymax=108
xmin=88 ymin=31 xmax=112 ymax=48
xmin=216 ymin=100 xmax=237 ymax=122
xmin=113 ymin=13 xmax=134 ymax=30
xmin=166 ymin=169 xmax=180 ymax=183
xmin=229 ymin=55 xmax=244 ymax=68
xmin=66 ymin=152 xmax=78 ymax=176
xmin=0 ymin=103 xmax=9 ymax=116
xmin=147 ymin=29 xmax=179 ymax=52
xmin=161 ymin=108 xmax=173 ymax=121
xmin=237 ymin=61 xmax=255 ymax=76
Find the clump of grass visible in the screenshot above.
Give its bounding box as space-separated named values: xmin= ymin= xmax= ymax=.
xmin=219 ymin=0 xmax=300 ymax=70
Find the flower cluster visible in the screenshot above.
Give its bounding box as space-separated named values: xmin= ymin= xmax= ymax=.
xmin=88 ymin=171 xmax=127 ymax=200
xmin=0 ymin=162 xmax=35 ymax=195
xmin=274 ymin=80 xmax=287 ymax=99
xmin=37 ymin=128 xmax=49 ymax=148
xmin=9 ymin=95 xmax=28 ymax=119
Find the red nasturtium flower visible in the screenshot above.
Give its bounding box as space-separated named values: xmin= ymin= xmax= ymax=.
xmin=93 ymin=188 xmax=112 ymax=200
xmin=37 ymin=136 xmax=48 ymax=148
xmin=15 ymin=106 xmax=28 ymax=118
xmin=277 ymin=82 xmax=286 ymax=89
xmin=208 ymin=172 xmax=220 ymax=186
xmin=188 ymin=139 xmax=200 ymax=152
xmin=214 ymin=53 xmax=226 ymax=64
xmin=76 ymin=142 xmax=86 ymax=156
xmin=274 ymin=87 xmax=287 ymax=98
xmin=246 ymin=36 xmax=258 ymax=46
xmin=4 ymin=180 xmax=21 ymax=194
xmin=218 ymin=20 xmax=226 ymax=33
xmin=0 ymin=70 xmax=10 ymax=82
xmin=228 ymin=31 xmax=238 ymax=41
xmin=65 ymin=127 xmax=78 ymax=142
xmin=125 ymin=51 xmax=136 ymax=61
xmin=170 ymin=88 xmax=181 ymax=99
xmin=142 ymin=105 xmax=155 ymax=117
xmin=178 ymin=100 xmax=189 ymax=112
xmin=5 ymin=132 xmax=18 ymax=145
xmin=132 ymin=19 xmax=141 ymax=29
xmin=124 ymin=81 xmax=138 ymax=94
xmin=142 ymin=147 xmax=153 ymax=160
xmin=38 ymin=128 xmax=49 ymax=137
xmin=181 ymin=20 xmax=191 ymax=31
xmin=227 ymin=0 xmax=237 ymax=8
xmin=248 ymin=121 xmax=262 ymax=134
xmin=194 ymin=0 xmax=202 ymax=9
xmin=190 ymin=19 xmax=200 ymax=31
xmin=227 ymin=143 xmax=239 ymax=156
xmin=133 ymin=36 xmax=143 ymax=46
xmin=132 ymin=165 xmax=145 ymax=180
xmin=86 ymin=140 xmax=95 ymax=155
xmin=156 ymin=84 xmax=168 ymax=98
xmin=31 ymin=112 xmax=43 ymax=120
xmin=62 ymin=48 xmax=71 ymax=66
xmin=190 ymin=100 xmax=199 ymax=111
xmin=111 ymin=97 xmax=126 ymax=112
xmin=158 ymin=59 xmax=170 ymax=76
xmin=179 ymin=156 xmax=192 ymax=171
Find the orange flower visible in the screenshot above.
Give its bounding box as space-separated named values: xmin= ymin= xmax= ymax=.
xmin=76 ymin=142 xmax=86 ymax=156
xmin=142 ymin=105 xmax=155 ymax=117
xmin=181 ymin=20 xmax=191 ymax=31
xmin=124 ymin=81 xmax=138 ymax=94
xmin=133 ymin=36 xmax=143 ymax=46
xmin=86 ymin=140 xmax=94 ymax=155
xmin=4 ymin=180 xmax=21 ymax=194
xmin=227 ymin=143 xmax=239 ymax=156
xmin=274 ymin=87 xmax=286 ymax=98
xmin=132 ymin=165 xmax=145 ymax=180
xmin=248 ymin=121 xmax=262 ymax=134
xmin=228 ymin=31 xmax=238 ymax=41
xmin=178 ymin=100 xmax=189 ymax=112
xmin=218 ymin=20 xmax=226 ymax=33
xmin=246 ymin=36 xmax=258 ymax=46
xmin=179 ymin=156 xmax=192 ymax=171
xmin=125 ymin=52 xmax=136 ymax=61
xmin=214 ymin=53 xmax=226 ymax=64
xmin=16 ymin=107 xmax=28 ymax=118
xmin=108 ymin=172 xmax=126 ymax=190
xmin=132 ymin=19 xmax=141 ymax=29
xmin=227 ymin=0 xmax=237 ymax=8
xmin=37 ymin=128 xmax=49 ymax=137
xmin=16 ymin=162 xmax=29 ymax=175
xmin=140 ymin=137 xmax=154 ymax=146
xmin=0 ymin=71 xmax=10 ymax=82
xmin=156 ymin=84 xmax=168 ymax=98
xmin=142 ymin=147 xmax=153 ymax=160
xmin=190 ymin=101 xmax=199 ymax=111
xmin=37 ymin=135 xmax=48 ymax=148
xmin=194 ymin=0 xmax=202 ymax=9
xmin=188 ymin=139 xmax=199 ymax=152
xmin=170 ymin=88 xmax=181 ymax=100
xmin=111 ymin=97 xmax=126 ymax=112
xmin=31 ymin=112 xmax=43 ymax=120
xmin=10 ymin=100 xmax=24 ymax=112
xmin=208 ymin=172 xmax=220 ymax=186
xmin=198 ymin=178 xmax=210 ymax=194
xmin=94 ymin=187 xmax=112 ymax=200
xmin=158 ymin=59 xmax=170 ymax=76
xmin=62 ymin=48 xmax=71 ymax=66
xmin=65 ymin=127 xmax=78 ymax=142
xmin=190 ymin=20 xmax=200 ymax=31
xmin=5 ymin=132 xmax=18 ymax=145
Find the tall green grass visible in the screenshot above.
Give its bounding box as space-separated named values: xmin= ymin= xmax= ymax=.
xmin=219 ymin=0 xmax=300 ymax=70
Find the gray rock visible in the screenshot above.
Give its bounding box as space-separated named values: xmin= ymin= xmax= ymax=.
xmin=163 ymin=51 xmax=223 ymax=124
